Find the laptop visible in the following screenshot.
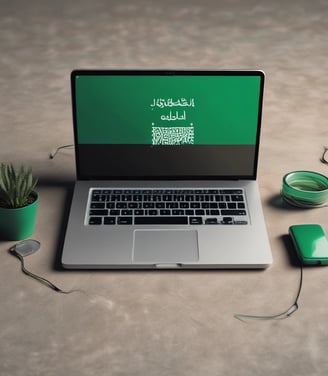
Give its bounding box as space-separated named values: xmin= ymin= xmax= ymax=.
xmin=61 ymin=69 xmax=272 ymax=269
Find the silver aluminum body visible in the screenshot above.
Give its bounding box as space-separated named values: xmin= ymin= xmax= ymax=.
xmin=61 ymin=179 xmax=272 ymax=269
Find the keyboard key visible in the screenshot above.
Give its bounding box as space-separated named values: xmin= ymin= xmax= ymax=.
xmin=172 ymin=209 xmax=184 ymax=215
xmin=180 ymin=202 xmax=189 ymax=208
xmin=221 ymin=210 xmax=247 ymax=216
xmin=92 ymin=190 xmax=102 ymax=195
xmin=134 ymin=217 xmax=188 ymax=225
xmin=222 ymin=217 xmax=233 ymax=224
xmin=231 ymin=195 xmax=244 ymax=201
xmin=121 ymin=195 xmax=132 ymax=202
xmin=109 ymin=209 xmax=120 ymax=216
xmin=143 ymin=202 xmax=155 ymax=208
xmin=121 ymin=209 xmax=133 ymax=216
xmin=90 ymin=202 xmax=105 ymax=209
xmin=189 ymin=217 xmax=203 ymax=225
xmin=89 ymin=217 xmax=102 ymax=225
xmin=102 ymin=190 xmax=112 ymax=194
xmin=128 ymin=202 xmax=139 ymax=208
xmin=205 ymin=218 xmax=218 ymax=224
xmin=89 ymin=209 xmax=108 ymax=216
xmin=104 ymin=217 xmax=116 ymax=225
xmin=221 ymin=189 xmax=242 ymax=194
xmin=118 ymin=217 xmax=132 ymax=225
xmin=117 ymin=203 xmax=127 ymax=209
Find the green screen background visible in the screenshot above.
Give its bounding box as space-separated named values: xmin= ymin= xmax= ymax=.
xmin=75 ymin=75 xmax=261 ymax=145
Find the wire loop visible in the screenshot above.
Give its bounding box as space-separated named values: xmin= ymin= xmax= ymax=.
xmin=281 ymin=171 xmax=328 ymax=208
xmin=234 ymin=265 xmax=303 ymax=322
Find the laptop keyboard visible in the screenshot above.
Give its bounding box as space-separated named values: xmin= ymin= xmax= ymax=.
xmin=86 ymin=188 xmax=249 ymax=226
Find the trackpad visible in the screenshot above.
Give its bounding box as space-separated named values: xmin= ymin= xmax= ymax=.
xmin=133 ymin=230 xmax=199 ymax=263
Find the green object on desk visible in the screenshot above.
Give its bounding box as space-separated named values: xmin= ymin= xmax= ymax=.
xmin=0 ymin=194 xmax=38 ymax=241
xmin=282 ymin=171 xmax=328 ymax=208
xmin=289 ymin=224 xmax=328 ymax=265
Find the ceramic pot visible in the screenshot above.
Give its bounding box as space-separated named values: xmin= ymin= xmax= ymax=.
xmin=0 ymin=192 xmax=38 ymax=241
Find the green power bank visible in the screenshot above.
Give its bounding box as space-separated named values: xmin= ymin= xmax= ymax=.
xmin=289 ymin=224 xmax=328 ymax=265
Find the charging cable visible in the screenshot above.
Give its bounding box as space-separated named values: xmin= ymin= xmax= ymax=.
xmin=281 ymin=171 xmax=328 ymax=208
xmin=49 ymin=144 xmax=74 ymax=159
xmin=234 ymin=264 xmax=303 ymax=321
xmin=10 ymin=240 xmax=81 ymax=294
xmin=320 ymin=146 xmax=328 ymax=165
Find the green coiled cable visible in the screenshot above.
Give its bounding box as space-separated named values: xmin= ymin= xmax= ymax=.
xmin=281 ymin=171 xmax=328 ymax=208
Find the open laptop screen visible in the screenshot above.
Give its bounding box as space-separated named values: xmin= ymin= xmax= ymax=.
xmin=71 ymin=70 xmax=264 ymax=180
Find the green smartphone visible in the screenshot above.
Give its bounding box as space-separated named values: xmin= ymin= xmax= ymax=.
xmin=289 ymin=224 xmax=328 ymax=265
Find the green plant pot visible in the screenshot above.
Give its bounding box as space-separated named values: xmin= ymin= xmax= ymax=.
xmin=0 ymin=192 xmax=38 ymax=241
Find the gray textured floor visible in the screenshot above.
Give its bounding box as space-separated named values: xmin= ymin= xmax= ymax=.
xmin=1 ymin=1 xmax=328 ymax=375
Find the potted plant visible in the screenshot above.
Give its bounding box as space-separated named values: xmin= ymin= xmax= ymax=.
xmin=0 ymin=163 xmax=38 ymax=240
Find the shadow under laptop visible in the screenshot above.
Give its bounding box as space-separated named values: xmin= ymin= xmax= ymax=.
xmin=35 ymin=176 xmax=76 ymax=272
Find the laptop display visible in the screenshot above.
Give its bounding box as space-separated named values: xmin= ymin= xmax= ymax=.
xmin=72 ymin=71 xmax=264 ymax=179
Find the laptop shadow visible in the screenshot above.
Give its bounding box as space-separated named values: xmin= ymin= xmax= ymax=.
xmin=36 ymin=177 xmax=75 ymax=272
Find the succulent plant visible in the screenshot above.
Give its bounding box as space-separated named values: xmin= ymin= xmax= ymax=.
xmin=0 ymin=163 xmax=38 ymax=209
